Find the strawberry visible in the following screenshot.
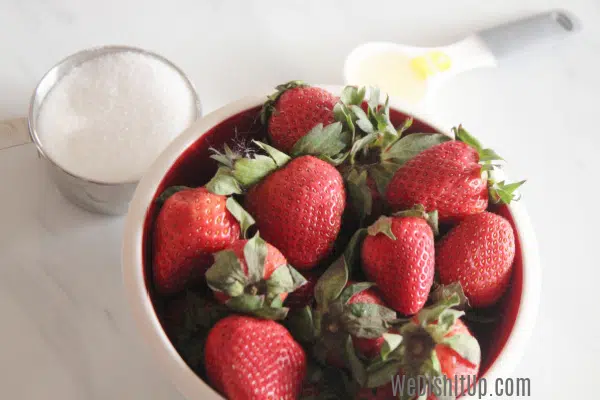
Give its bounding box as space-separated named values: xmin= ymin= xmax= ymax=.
xmin=304 ymin=254 xmax=398 ymax=368
xmin=387 ymin=321 xmax=479 ymax=399
xmin=333 ymin=85 xmax=455 ymax=226
xmin=436 ymin=211 xmax=516 ymax=308
xmin=261 ymin=81 xmax=338 ymax=153
xmin=284 ymin=268 xmax=323 ymax=309
xmin=321 ymin=284 xmax=392 ymax=369
xmin=386 ymin=140 xmax=487 ymax=223
xmin=245 ymin=155 xmax=346 ymax=269
xmin=204 ymin=315 xmax=307 ymax=400
xmin=360 ymin=205 xmax=437 ymax=315
xmin=207 ymin=137 xmax=347 ymax=270
xmin=152 ymin=186 xmax=241 ymax=295
xmin=347 ymin=294 xmax=480 ymax=400
xmin=385 ymin=126 xmax=525 ymax=222
xmin=347 ymin=287 xmax=390 ymax=359
xmin=282 ymin=252 xmax=397 ymax=372
xmin=400 ymin=318 xmax=480 ymax=399
xmin=205 ymin=234 xmax=306 ymax=320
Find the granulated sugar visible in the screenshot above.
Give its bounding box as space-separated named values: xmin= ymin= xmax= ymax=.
xmin=37 ymin=51 xmax=197 ymax=183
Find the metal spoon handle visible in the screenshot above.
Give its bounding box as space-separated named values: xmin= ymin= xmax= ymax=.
xmin=478 ymin=10 xmax=581 ymax=61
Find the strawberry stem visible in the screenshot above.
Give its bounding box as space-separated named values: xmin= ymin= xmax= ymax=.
xmin=451 ymin=125 xmax=527 ymax=203
xmin=488 ymin=179 xmax=526 ymax=204
xmin=452 ymin=125 xmax=504 ymax=166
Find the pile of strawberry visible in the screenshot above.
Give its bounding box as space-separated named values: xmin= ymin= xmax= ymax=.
xmin=153 ymin=81 xmax=525 ymax=400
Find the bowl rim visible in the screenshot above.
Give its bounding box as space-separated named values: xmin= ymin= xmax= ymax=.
xmin=122 ymin=86 xmax=540 ymax=400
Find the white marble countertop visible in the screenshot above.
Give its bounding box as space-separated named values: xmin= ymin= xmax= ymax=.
xmin=1 ymin=0 xmax=598 ymax=398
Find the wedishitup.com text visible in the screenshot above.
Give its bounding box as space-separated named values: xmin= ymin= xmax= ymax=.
xmin=391 ymin=375 xmax=531 ymax=398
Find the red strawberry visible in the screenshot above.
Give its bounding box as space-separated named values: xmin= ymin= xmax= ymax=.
xmin=204 ymin=315 xmax=307 ymax=400
xmin=205 ymin=235 xmax=306 ymax=319
xmin=385 ymin=127 xmax=525 ymax=223
xmin=405 ymin=319 xmax=479 ymax=399
xmin=436 ymin=211 xmax=516 ymax=307
xmin=285 ymin=269 xmax=323 ymax=309
xmin=262 ymin=81 xmax=338 ymax=153
xmin=435 ymin=319 xmax=479 ymax=397
xmin=335 ymin=87 xmax=419 ymax=225
xmin=347 ymin=287 xmax=389 ymax=359
xmin=360 ymin=206 xmax=437 ymax=315
xmin=385 ymin=140 xmax=487 ymax=222
xmin=366 ymin=295 xmax=480 ymax=400
xmin=310 ymin=262 xmax=397 ymax=368
xmin=323 ymin=285 xmax=391 ymax=369
xmin=245 ymin=155 xmax=346 ymax=269
xmin=153 ymin=187 xmax=240 ymax=294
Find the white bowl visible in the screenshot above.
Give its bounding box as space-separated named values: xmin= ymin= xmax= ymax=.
xmin=122 ymin=86 xmax=541 ymax=399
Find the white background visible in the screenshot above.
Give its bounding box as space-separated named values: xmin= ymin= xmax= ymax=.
xmin=0 ymin=0 xmax=598 ymax=399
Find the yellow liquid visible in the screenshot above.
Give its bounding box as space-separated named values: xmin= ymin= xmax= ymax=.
xmin=352 ymin=52 xmax=429 ymax=105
